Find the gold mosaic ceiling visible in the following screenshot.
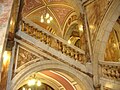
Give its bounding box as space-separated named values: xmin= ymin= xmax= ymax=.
xmin=22 ymin=0 xmax=78 ymax=37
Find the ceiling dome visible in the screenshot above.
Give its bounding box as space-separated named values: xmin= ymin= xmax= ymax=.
xmin=22 ymin=0 xmax=80 ymax=37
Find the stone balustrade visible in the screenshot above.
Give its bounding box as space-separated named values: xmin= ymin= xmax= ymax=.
xmin=20 ymin=18 xmax=86 ymax=63
xmin=99 ymin=61 xmax=120 ymax=80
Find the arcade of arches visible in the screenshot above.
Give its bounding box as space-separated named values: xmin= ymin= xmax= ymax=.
xmin=0 ymin=0 xmax=120 ymax=90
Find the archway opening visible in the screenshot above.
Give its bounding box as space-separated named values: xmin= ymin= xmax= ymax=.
xmin=11 ymin=60 xmax=94 ymax=90
xmin=105 ymin=16 xmax=120 ymax=62
xmin=17 ymin=70 xmax=82 ymax=90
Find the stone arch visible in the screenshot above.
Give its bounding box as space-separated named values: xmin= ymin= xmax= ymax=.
xmin=93 ymin=0 xmax=120 ymax=61
xmin=11 ymin=60 xmax=94 ymax=90
xmin=64 ymin=23 xmax=78 ymax=40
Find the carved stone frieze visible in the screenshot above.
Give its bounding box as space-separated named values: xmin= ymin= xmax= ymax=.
xmin=17 ymin=46 xmax=39 ymax=68
xmin=100 ymin=62 xmax=120 ymax=81
xmin=21 ymin=19 xmax=86 ymax=63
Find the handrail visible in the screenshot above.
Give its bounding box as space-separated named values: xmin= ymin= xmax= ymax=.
xmin=22 ymin=18 xmax=85 ymax=54
xmin=19 ymin=18 xmax=86 ymax=63
xmin=99 ymin=61 xmax=120 ymax=66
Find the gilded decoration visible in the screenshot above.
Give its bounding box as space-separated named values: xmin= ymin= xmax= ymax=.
xmin=63 ymin=14 xmax=78 ymax=37
xmin=46 ymin=0 xmax=67 ymax=3
xmin=17 ymin=46 xmax=39 ymax=68
xmin=23 ymin=0 xmax=44 ymax=16
xmin=50 ymin=6 xmax=74 ymax=26
xmin=86 ymin=0 xmax=113 ymax=43
xmin=21 ymin=19 xmax=86 ymax=63
xmin=105 ymin=29 xmax=120 ymax=62
xmin=22 ymin=0 xmax=75 ymax=37
xmin=100 ymin=62 xmax=120 ymax=81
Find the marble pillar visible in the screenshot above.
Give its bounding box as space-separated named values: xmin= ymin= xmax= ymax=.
xmin=0 ymin=0 xmax=13 ymax=82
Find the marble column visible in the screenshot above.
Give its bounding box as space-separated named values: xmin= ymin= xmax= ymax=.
xmin=0 ymin=0 xmax=13 ymax=82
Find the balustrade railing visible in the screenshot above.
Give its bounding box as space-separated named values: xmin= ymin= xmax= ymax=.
xmin=99 ymin=61 xmax=120 ymax=80
xmin=20 ymin=18 xmax=86 ymax=63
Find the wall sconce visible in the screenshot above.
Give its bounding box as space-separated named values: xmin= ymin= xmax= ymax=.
xmin=3 ymin=51 xmax=11 ymax=66
xmin=27 ymin=79 xmax=41 ymax=86
xmin=79 ymin=25 xmax=83 ymax=32
xmin=22 ymin=78 xmax=41 ymax=90
xmin=68 ymin=40 xmax=71 ymax=44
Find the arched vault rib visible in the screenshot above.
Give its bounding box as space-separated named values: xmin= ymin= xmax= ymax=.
xmin=93 ymin=0 xmax=120 ymax=61
xmin=93 ymin=0 xmax=120 ymax=87
xmin=11 ymin=60 xmax=94 ymax=90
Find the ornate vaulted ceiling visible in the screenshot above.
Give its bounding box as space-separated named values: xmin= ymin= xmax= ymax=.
xmin=22 ymin=0 xmax=115 ymax=45
xmin=22 ymin=0 xmax=78 ymax=37
xmin=86 ymin=0 xmax=114 ymax=43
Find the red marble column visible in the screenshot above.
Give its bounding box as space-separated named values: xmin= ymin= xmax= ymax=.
xmin=0 ymin=0 xmax=13 ymax=90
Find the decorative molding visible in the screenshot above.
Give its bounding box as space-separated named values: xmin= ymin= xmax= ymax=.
xmin=14 ymin=44 xmax=46 ymax=73
xmin=99 ymin=61 xmax=120 ymax=81
xmin=16 ymin=46 xmax=39 ymax=68
xmin=11 ymin=60 xmax=94 ymax=90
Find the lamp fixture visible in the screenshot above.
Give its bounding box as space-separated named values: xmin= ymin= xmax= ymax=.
xmin=22 ymin=87 xmax=25 ymax=90
xmin=22 ymin=79 xmax=41 ymax=90
xmin=40 ymin=6 xmax=53 ymax=24
xmin=28 ymin=88 xmax=31 ymax=90
xmin=22 ymin=87 xmax=32 ymax=90
xmin=27 ymin=79 xmax=41 ymax=86
xmin=68 ymin=40 xmax=71 ymax=44
xmin=79 ymin=25 xmax=83 ymax=32
xmin=3 ymin=51 xmax=11 ymax=65
xmin=22 ymin=74 xmax=42 ymax=90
